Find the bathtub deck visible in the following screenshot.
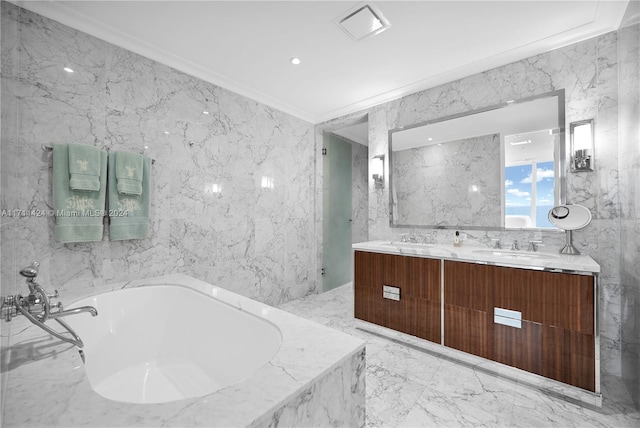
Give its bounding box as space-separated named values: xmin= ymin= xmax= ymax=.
xmin=0 ymin=274 xmax=366 ymax=427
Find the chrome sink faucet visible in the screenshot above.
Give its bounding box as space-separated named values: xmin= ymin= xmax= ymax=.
xmin=0 ymin=261 xmax=97 ymax=348
xmin=511 ymin=240 xmax=519 ymax=251
xmin=527 ymin=240 xmax=543 ymax=252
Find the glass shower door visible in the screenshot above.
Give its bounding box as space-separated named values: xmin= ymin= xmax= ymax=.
xmin=322 ymin=134 xmax=352 ymax=291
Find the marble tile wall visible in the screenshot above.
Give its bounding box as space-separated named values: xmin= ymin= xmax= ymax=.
xmin=352 ymin=141 xmax=369 ymax=244
xmin=0 ymin=3 xmax=316 ymax=309
xmin=618 ymin=1 xmax=640 ymax=407
xmin=320 ymin=29 xmax=627 ymax=378
xmin=392 ymin=133 xmax=501 ymax=227
xmin=0 ymin=4 xmax=19 ymax=419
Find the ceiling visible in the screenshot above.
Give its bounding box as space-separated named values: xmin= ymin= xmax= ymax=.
xmin=13 ymin=1 xmax=629 ymax=124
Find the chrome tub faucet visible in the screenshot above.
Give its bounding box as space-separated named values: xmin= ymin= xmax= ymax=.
xmin=0 ymin=261 xmax=97 ymax=347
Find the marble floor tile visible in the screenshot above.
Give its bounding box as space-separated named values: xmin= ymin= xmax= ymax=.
xmin=279 ymin=283 xmax=640 ymax=428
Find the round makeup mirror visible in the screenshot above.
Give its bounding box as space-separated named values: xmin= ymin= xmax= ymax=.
xmin=548 ymin=204 xmax=592 ymax=254
xmin=548 ymin=204 xmax=592 ymax=230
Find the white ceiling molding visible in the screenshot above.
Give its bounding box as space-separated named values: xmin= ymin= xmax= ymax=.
xmin=10 ymin=0 xmax=316 ymax=122
xmin=11 ymin=1 xmax=629 ymax=124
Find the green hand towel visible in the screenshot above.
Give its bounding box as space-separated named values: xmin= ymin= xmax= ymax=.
xmin=115 ymin=151 xmax=143 ymax=196
xmin=108 ymin=152 xmax=150 ymax=241
xmin=53 ymin=144 xmax=107 ymax=243
xmin=68 ymin=144 xmax=101 ymax=192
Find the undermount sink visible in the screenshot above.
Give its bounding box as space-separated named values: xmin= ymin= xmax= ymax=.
xmin=472 ymin=249 xmax=557 ymax=260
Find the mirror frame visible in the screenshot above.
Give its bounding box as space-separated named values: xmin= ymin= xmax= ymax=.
xmin=388 ymin=89 xmax=566 ymax=231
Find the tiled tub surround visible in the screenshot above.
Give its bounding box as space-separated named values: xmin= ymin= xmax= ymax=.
xmin=1 ymin=3 xmax=317 ymax=308
xmin=0 ymin=274 xmax=366 ymax=427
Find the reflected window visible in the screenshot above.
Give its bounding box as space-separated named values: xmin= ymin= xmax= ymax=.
xmin=504 ymin=129 xmax=557 ymax=228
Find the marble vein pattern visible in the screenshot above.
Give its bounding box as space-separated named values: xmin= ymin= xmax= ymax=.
xmin=320 ymin=27 xmax=630 ymax=379
xmin=1 ymin=274 xmax=365 ymax=427
xmin=352 ymin=141 xmax=369 ymax=244
xmin=617 ymin=3 xmax=640 ymax=408
xmin=0 ymin=3 xmax=317 ymax=308
xmin=279 ymin=283 xmax=640 ymax=428
xmin=392 ymin=133 xmax=501 ymax=227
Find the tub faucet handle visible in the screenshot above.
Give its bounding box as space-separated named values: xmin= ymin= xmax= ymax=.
xmin=19 ymin=261 xmax=40 ymax=279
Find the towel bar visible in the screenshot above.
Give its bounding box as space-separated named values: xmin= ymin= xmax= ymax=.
xmin=42 ymin=145 xmax=155 ymax=165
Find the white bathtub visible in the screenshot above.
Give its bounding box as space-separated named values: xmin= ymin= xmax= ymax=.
xmin=66 ymin=284 xmax=282 ymax=404
xmin=3 ymin=274 xmax=365 ymax=427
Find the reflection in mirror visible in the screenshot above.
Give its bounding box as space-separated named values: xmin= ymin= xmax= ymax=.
xmin=389 ymin=90 xmax=565 ymax=230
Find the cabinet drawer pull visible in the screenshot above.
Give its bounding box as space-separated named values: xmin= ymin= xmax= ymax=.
xmin=382 ymin=285 xmax=400 ymax=301
xmin=494 ymin=307 xmax=522 ymax=328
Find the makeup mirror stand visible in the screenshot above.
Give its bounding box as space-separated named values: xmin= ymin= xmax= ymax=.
xmin=560 ymin=230 xmax=580 ymax=255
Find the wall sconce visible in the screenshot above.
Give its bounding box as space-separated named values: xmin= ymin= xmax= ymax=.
xmin=570 ymin=119 xmax=595 ymax=172
xmin=371 ymin=154 xmax=385 ymax=188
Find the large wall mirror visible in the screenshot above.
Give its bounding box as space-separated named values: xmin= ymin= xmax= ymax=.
xmin=389 ymin=90 xmax=565 ymax=230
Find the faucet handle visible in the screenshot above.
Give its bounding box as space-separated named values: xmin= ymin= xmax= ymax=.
xmin=47 ymin=289 xmax=59 ymax=300
xmin=490 ymin=238 xmax=501 ymax=249
xmin=19 ymin=261 xmax=40 ymax=279
xmin=527 ymin=240 xmax=543 ymax=252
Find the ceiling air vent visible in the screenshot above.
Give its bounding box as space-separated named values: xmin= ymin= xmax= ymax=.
xmin=336 ymin=3 xmax=391 ymax=42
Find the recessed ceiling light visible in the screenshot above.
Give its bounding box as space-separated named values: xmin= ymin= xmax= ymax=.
xmin=63 ymin=67 xmax=74 ymax=73
xmin=203 ymin=111 xmax=210 ymax=115
xmin=290 ymin=57 xmax=301 ymax=65
xmin=427 ymin=138 xmax=433 ymax=141
xmin=163 ymin=131 xmax=170 ymax=135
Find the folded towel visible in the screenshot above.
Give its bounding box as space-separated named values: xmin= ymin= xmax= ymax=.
xmin=68 ymin=144 xmax=101 ymax=192
xmin=115 ymin=151 xmax=143 ymax=195
xmin=53 ymin=144 xmax=107 ymax=243
xmin=108 ymin=152 xmax=150 ymax=241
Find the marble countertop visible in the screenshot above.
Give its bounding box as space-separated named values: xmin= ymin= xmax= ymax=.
xmin=1 ymin=274 xmax=365 ymax=427
xmin=353 ymin=240 xmax=600 ymax=274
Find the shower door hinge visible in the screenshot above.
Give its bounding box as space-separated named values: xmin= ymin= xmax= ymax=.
xmin=322 ymin=148 xmax=327 ymax=155
xmin=321 ymin=267 xmax=326 ymax=275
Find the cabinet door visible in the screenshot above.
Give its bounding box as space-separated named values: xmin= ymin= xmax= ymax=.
xmin=492 ymin=266 xmax=594 ymax=334
xmin=444 ymin=261 xmax=492 ymax=359
xmin=542 ymin=325 xmax=595 ymax=391
xmin=354 ymin=251 xmax=384 ymax=324
xmin=354 ymin=251 xmax=441 ymax=343
xmin=491 ymin=265 xmax=595 ymax=390
xmin=404 ymin=257 xmax=441 ymax=343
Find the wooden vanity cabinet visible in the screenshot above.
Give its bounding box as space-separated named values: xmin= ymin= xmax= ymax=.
xmin=444 ymin=260 xmax=596 ymax=392
xmin=354 ymin=251 xmax=441 ymax=343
